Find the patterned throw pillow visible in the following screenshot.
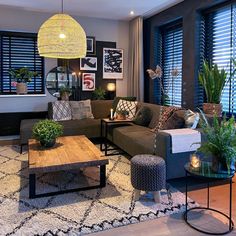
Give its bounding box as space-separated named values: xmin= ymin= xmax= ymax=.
xmin=70 ymin=100 xmax=94 ymax=120
xmin=184 ymin=109 xmax=200 ymax=129
xmin=152 ymin=106 xmax=181 ymax=132
xmin=114 ymin=99 xmax=138 ymax=120
xmin=52 ymin=101 xmax=72 ymax=121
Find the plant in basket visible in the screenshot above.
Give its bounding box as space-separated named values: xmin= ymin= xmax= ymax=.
xmin=32 ymin=120 xmax=63 ymax=148
xmin=116 ymin=109 xmax=129 ymax=120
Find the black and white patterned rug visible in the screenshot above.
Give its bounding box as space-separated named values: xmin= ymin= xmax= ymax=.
xmin=0 ymin=145 xmax=197 ymax=235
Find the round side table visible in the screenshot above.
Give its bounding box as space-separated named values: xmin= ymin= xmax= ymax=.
xmin=184 ymin=161 xmax=234 ymax=235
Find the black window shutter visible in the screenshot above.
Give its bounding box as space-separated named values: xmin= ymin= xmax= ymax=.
xmin=0 ymin=31 xmax=44 ymax=95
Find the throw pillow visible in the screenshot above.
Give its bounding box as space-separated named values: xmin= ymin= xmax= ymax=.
xmin=133 ymin=106 xmax=152 ymax=127
xmin=52 ymin=101 xmax=72 ymax=121
xmin=70 ymin=100 xmax=94 ymax=120
xmin=162 ymin=109 xmax=186 ymax=130
xmin=152 ymin=106 xmax=181 ymax=132
xmin=185 ymin=109 xmax=200 ymax=129
xmin=114 ymin=99 xmax=138 ymax=120
xmin=112 ymin=96 xmax=136 ymax=110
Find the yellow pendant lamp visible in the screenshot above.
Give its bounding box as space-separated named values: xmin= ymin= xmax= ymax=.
xmin=37 ymin=0 xmax=87 ymax=59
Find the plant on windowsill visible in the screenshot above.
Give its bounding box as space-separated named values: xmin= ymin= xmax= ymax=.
xmin=197 ymin=111 xmax=236 ymax=174
xmin=59 ymin=86 xmax=71 ymax=101
xmin=32 ymin=119 xmax=63 ymax=148
xmin=198 ymin=60 xmax=229 ymax=117
xmin=9 ymin=67 xmax=38 ymax=95
xmin=116 ymin=109 xmax=129 ymax=120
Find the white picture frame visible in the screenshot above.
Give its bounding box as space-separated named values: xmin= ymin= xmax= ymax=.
xmin=82 ymin=73 xmax=96 ymax=91
xmin=80 ymin=57 xmax=97 ymax=71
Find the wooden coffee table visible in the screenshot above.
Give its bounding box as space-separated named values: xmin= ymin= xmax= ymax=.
xmin=28 ymin=135 xmax=109 ymax=198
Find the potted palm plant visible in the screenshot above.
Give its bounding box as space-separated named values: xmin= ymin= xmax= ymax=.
xmin=32 ymin=120 xmax=63 ymax=148
xmin=59 ymin=86 xmax=71 ymax=101
xmin=198 ymin=60 xmax=227 ymax=117
xmin=9 ymin=67 xmax=38 ymax=94
xmin=197 ymin=112 xmax=236 ymax=174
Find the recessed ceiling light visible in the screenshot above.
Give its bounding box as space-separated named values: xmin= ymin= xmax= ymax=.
xmin=130 ymin=10 xmax=134 ymax=15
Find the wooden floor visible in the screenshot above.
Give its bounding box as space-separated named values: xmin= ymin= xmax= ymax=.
xmin=93 ymin=176 xmax=236 ymax=236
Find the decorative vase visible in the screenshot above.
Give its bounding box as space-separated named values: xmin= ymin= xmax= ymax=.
xmin=40 ymin=139 xmax=56 ymax=148
xmin=203 ymin=103 xmax=222 ymax=117
xmin=116 ymin=114 xmax=126 ymax=120
xmin=16 ymin=82 xmax=28 ymax=95
xmin=61 ymin=92 xmax=70 ymax=101
xmin=211 ymin=156 xmax=235 ymax=174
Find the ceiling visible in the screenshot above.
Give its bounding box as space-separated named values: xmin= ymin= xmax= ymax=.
xmin=0 ymin=0 xmax=183 ymax=20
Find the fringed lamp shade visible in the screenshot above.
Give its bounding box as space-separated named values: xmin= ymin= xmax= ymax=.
xmin=37 ymin=14 xmax=87 ymax=59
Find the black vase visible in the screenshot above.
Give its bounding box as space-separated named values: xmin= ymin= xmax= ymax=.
xmin=40 ymin=139 xmax=56 ymax=148
xmin=212 ymin=156 xmax=235 ymax=174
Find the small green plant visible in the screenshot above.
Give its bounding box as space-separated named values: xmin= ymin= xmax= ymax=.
xmin=198 ymin=111 xmax=236 ymax=171
xmin=92 ymin=87 xmax=106 ymax=100
xmin=116 ymin=109 xmax=129 ymax=116
xmin=198 ymin=60 xmax=227 ymax=104
xmin=9 ymin=67 xmax=38 ymax=83
xmin=59 ymin=86 xmax=71 ymax=96
xmin=33 ymin=120 xmax=63 ymax=147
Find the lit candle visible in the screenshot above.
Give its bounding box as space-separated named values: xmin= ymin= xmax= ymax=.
xmin=110 ymin=108 xmax=113 ymax=120
xmin=190 ymin=154 xmax=201 ymax=169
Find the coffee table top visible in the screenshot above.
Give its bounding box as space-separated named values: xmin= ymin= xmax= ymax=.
xmin=28 ymin=135 xmax=108 ymax=173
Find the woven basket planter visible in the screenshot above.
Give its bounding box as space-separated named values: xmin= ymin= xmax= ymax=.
xmin=16 ymin=83 xmax=28 ymax=95
xmin=203 ymin=103 xmax=222 ymax=117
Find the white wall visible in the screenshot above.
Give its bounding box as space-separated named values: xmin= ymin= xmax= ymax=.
xmin=0 ymin=7 xmax=129 ymax=112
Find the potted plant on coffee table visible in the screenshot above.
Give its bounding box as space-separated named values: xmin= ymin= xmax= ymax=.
xmin=32 ymin=119 xmax=63 ymax=148
xmin=197 ymin=112 xmax=236 ymax=174
xmin=9 ymin=67 xmax=38 ymax=94
xmin=116 ymin=109 xmax=129 ymax=120
xmin=198 ymin=60 xmax=228 ymax=117
xmin=59 ymin=86 xmax=71 ymax=101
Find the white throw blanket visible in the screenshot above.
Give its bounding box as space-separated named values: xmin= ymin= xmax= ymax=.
xmin=161 ymin=128 xmax=201 ymax=154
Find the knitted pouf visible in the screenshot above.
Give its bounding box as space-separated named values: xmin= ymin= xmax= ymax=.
xmin=131 ymin=154 xmax=166 ymax=192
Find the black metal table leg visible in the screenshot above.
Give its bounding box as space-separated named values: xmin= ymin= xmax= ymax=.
xmin=105 ymin=122 xmax=108 ymax=156
xmin=207 ymin=181 xmax=210 ymax=208
xmin=100 ymin=119 xmax=104 ymax=151
xmin=185 ymin=170 xmax=188 ymax=218
xmin=100 ymin=165 xmax=106 ymax=188
xmin=29 ymin=173 xmax=36 ymax=199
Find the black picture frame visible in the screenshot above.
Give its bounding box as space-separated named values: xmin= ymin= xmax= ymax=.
xmin=87 ymin=36 xmax=96 ymax=55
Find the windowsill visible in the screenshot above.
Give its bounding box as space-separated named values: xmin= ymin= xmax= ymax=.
xmin=0 ymin=94 xmax=47 ymax=98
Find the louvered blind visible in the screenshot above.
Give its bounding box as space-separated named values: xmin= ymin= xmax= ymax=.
xmin=0 ymin=31 xmax=44 ymax=94
xmin=204 ymin=4 xmax=236 ymax=114
xmin=161 ymin=22 xmax=183 ymax=107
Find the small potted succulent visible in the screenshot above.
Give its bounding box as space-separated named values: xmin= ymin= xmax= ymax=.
xmin=116 ymin=109 xmax=129 ymax=120
xmin=59 ymin=86 xmax=71 ymax=101
xmin=32 ymin=119 xmax=63 ymax=148
xmin=9 ymin=67 xmax=38 ymax=94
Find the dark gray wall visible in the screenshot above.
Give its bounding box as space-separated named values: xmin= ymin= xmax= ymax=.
xmin=144 ymin=0 xmax=228 ymax=110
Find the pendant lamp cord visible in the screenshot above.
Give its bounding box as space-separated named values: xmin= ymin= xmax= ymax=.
xmin=61 ymin=0 xmax=64 ymax=13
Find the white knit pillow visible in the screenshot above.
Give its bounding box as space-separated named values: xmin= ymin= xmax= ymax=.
xmin=115 ymin=99 xmax=138 ymax=120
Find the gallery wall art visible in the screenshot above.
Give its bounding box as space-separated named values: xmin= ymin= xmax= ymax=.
xmin=86 ymin=36 xmax=96 ymax=55
xmin=80 ymin=57 xmax=97 ymax=71
xmin=82 ymin=73 xmax=95 ymax=91
xmin=103 ymin=48 xmax=123 ymax=79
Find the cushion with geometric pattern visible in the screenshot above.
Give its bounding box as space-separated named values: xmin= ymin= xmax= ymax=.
xmin=52 ymin=101 xmax=72 ymax=121
xmin=114 ymin=99 xmax=138 ymax=120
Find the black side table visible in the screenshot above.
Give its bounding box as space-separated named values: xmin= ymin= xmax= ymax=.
xmin=100 ymin=118 xmax=132 ymax=156
xmin=184 ymin=161 xmax=234 ymax=235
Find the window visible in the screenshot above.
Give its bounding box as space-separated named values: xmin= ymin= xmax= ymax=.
xmin=156 ymin=20 xmax=183 ymax=106
xmin=203 ymin=4 xmax=236 ymax=114
xmin=0 ymin=31 xmax=44 ymax=95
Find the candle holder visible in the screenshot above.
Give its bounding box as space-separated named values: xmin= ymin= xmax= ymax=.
xmin=190 ymin=154 xmax=201 ymax=171
xmin=109 ymin=109 xmax=114 ymax=120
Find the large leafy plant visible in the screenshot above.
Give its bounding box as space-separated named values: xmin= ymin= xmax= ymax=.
xmin=92 ymin=87 xmax=106 ymax=100
xmin=198 ymin=112 xmax=236 ymax=167
xmin=9 ymin=67 xmax=38 ymax=83
xmin=198 ymin=60 xmax=227 ymax=104
xmin=33 ymin=120 xmax=63 ymax=144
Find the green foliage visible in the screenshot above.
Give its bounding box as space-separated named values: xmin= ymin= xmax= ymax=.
xmin=32 ymin=119 xmax=63 ymax=143
xmin=59 ymin=86 xmax=71 ymax=95
xmin=198 ymin=60 xmax=227 ymax=104
xmin=198 ymin=111 xmax=236 ymax=166
xmin=116 ymin=109 xmax=129 ymax=116
xmin=92 ymin=87 xmax=106 ymax=100
xmin=9 ymin=67 xmax=38 ymax=83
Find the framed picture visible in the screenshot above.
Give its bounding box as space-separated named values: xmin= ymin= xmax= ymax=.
xmin=87 ymin=36 xmax=96 ymax=55
xmin=82 ymin=73 xmax=95 ymax=91
xmin=103 ymin=48 xmax=123 ymax=79
xmin=80 ymin=57 xmax=97 ymax=71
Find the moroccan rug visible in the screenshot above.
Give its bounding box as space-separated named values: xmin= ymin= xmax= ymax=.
xmin=0 ymin=145 xmax=197 ymax=235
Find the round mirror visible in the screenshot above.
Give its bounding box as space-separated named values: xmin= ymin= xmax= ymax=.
xmin=46 ymin=66 xmax=74 ymax=97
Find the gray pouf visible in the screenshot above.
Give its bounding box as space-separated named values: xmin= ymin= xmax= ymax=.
xmin=131 ymin=154 xmax=166 ymax=202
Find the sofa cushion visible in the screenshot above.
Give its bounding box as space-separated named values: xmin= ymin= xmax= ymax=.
xmin=133 ymin=106 xmax=152 ymax=127
xmin=112 ymin=96 xmax=136 ymax=110
xmin=115 ymin=99 xmax=138 ymax=120
xmin=52 ymin=101 xmax=72 ymax=121
xmin=70 ymin=100 xmax=94 ymax=120
xmin=91 ymin=100 xmax=113 ymax=119
xmin=162 ymin=109 xmax=185 ymax=130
